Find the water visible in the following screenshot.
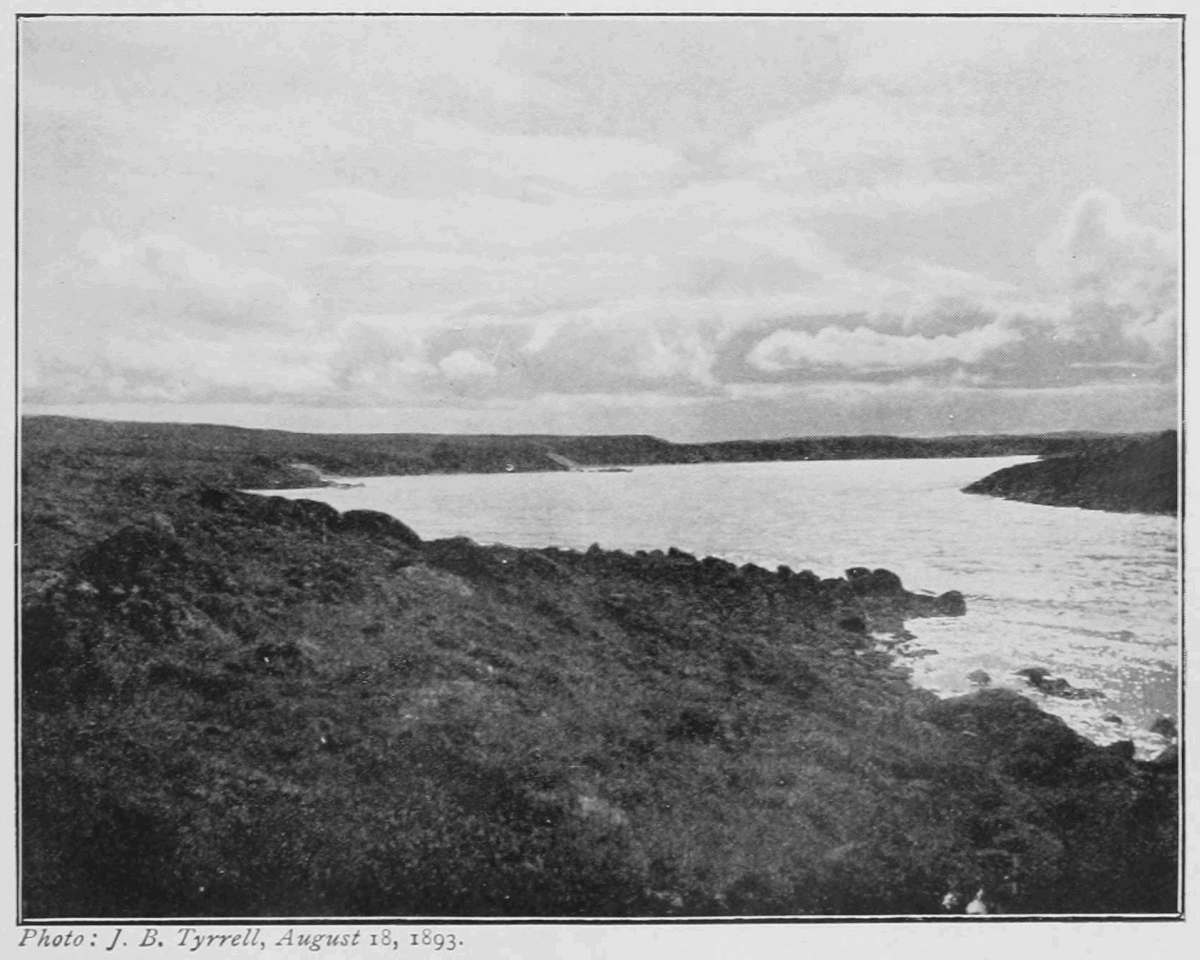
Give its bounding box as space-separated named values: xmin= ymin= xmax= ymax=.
xmin=257 ymin=457 xmax=1180 ymax=758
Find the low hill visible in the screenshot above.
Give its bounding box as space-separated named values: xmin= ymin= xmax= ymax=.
xmin=22 ymin=414 xmax=1139 ymax=490
xmin=17 ymin=418 xmax=1178 ymax=917
xmin=963 ymin=431 xmax=1178 ymax=515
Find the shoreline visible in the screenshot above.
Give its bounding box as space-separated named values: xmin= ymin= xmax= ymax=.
xmin=22 ymin=413 xmax=1161 ymax=494
xmin=18 ymin=417 xmax=1180 ymax=917
xmin=258 ymin=463 xmax=1177 ymax=763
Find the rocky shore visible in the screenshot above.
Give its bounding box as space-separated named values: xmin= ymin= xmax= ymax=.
xmin=963 ymin=430 xmax=1177 ymax=515
xmin=19 ymin=420 xmax=1178 ymax=917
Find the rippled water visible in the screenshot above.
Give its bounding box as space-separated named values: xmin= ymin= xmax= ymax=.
xmin=260 ymin=456 xmax=1180 ymax=757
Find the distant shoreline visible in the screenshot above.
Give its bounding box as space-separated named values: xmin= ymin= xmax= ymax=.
xmin=20 ymin=413 xmax=1165 ymax=493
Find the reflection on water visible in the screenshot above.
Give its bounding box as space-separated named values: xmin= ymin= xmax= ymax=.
xmin=259 ymin=456 xmax=1179 ymax=757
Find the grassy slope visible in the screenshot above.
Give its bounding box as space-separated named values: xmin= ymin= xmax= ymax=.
xmin=19 ymin=419 xmax=1178 ymax=918
xmin=963 ymin=431 xmax=1179 ymax=515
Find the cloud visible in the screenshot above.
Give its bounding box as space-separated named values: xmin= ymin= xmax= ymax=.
xmin=807 ymin=179 xmax=999 ymax=218
xmin=308 ymin=186 xmax=636 ymax=252
xmin=26 ymin=330 xmax=335 ymax=406
xmin=166 ymin=103 xmax=367 ymax=158
xmin=747 ymin=322 xmax=1021 ymax=373
xmin=18 ymin=15 xmax=1179 ymax=438
xmin=75 ymin=229 xmax=314 ymax=331
xmin=438 ymin=349 xmax=498 ymax=381
xmin=735 ymin=190 xmax=1177 ymax=389
xmin=1037 ymin=189 xmax=1179 ymax=351
xmin=732 ymin=95 xmax=986 ymax=176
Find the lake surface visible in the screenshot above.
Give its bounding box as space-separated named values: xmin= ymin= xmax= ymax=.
xmin=259 ymin=456 xmax=1180 ymax=758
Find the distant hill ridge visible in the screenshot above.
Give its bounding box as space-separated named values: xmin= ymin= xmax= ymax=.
xmin=21 ymin=415 xmax=1161 ymax=492
xmin=963 ymin=430 xmax=1178 ymax=515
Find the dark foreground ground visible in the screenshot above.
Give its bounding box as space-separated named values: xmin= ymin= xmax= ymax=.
xmin=19 ymin=417 xmax=1179 ymax=917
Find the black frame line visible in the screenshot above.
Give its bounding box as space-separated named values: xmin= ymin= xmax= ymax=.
xmin=9 ymin=8 xmax=1188 ymax=928
xmin=6 ymin=10 xmax=1193 ymax=18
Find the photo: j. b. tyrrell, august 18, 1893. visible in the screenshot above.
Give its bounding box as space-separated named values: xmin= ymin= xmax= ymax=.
xmin=12 ymin=8 xmax=1183 ymax=943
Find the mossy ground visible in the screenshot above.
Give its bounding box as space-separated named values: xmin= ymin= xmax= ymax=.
xmin=19 ymin=418 xmax=1178 ymax=918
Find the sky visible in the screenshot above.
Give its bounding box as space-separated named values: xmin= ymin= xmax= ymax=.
xmin=18 ymin=15 xmax=1182 ymax=440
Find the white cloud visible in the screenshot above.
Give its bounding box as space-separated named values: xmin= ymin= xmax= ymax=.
xmin=438 ymin=349 xmax=498 ymax=381
xmin=76 ymin=228 xmax=314 ymax=331
xmin=19 ymin=19 xmax=1180 ymax=435
xmin=1037 ymin=189 xmax=1179 ymax=351
xmin=747 ymin=322 xmax=1022 ymax=373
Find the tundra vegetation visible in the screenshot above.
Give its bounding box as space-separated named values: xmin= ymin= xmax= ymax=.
xmin=19 ymin=416 xmax=1177 ymax=917
xmin=963 ymin=430 xmax=1178 ymax=515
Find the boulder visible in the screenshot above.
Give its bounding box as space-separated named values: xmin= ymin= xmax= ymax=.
xmin=793 ymin=570 xmax=822 ymax=589
xmin=700 ymin=556 xmax=738 ymax=576
xmin=1015 ymin=667 xmax=1104 ymax=701
xmin=931 ymin=590 xmax=966 ymax=616
xmin=845 ymin=567 xmax=905 ymax=596
xmin=897 ymin=590 xmax=966 ymax=618
xmin=1149 ymin=717 xmax=1178 ymax=740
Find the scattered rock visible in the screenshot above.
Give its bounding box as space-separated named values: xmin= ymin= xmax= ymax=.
xmin=793 ymin=570 xmax=822 ymax=589
xmin=1149 ymin=717 xmax=1178 ymax=740
xmin=146 ymin=512 xmax=177 ymax=537
xmin=700 ymin=556 xmax=738 ymax=576
xmin=930 ymin=590 xmax=967 ymax=616
xmin=845 ymin=567 xmax=905 ymax=596
xmin=1015 ymin=667 xmax=1104 ymax=700
xmin=967 ymin=670 xmax=992 ymax=687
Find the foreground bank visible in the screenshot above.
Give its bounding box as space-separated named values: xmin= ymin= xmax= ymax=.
xmin=19 ymin=421 xmax=1178 ymax=917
